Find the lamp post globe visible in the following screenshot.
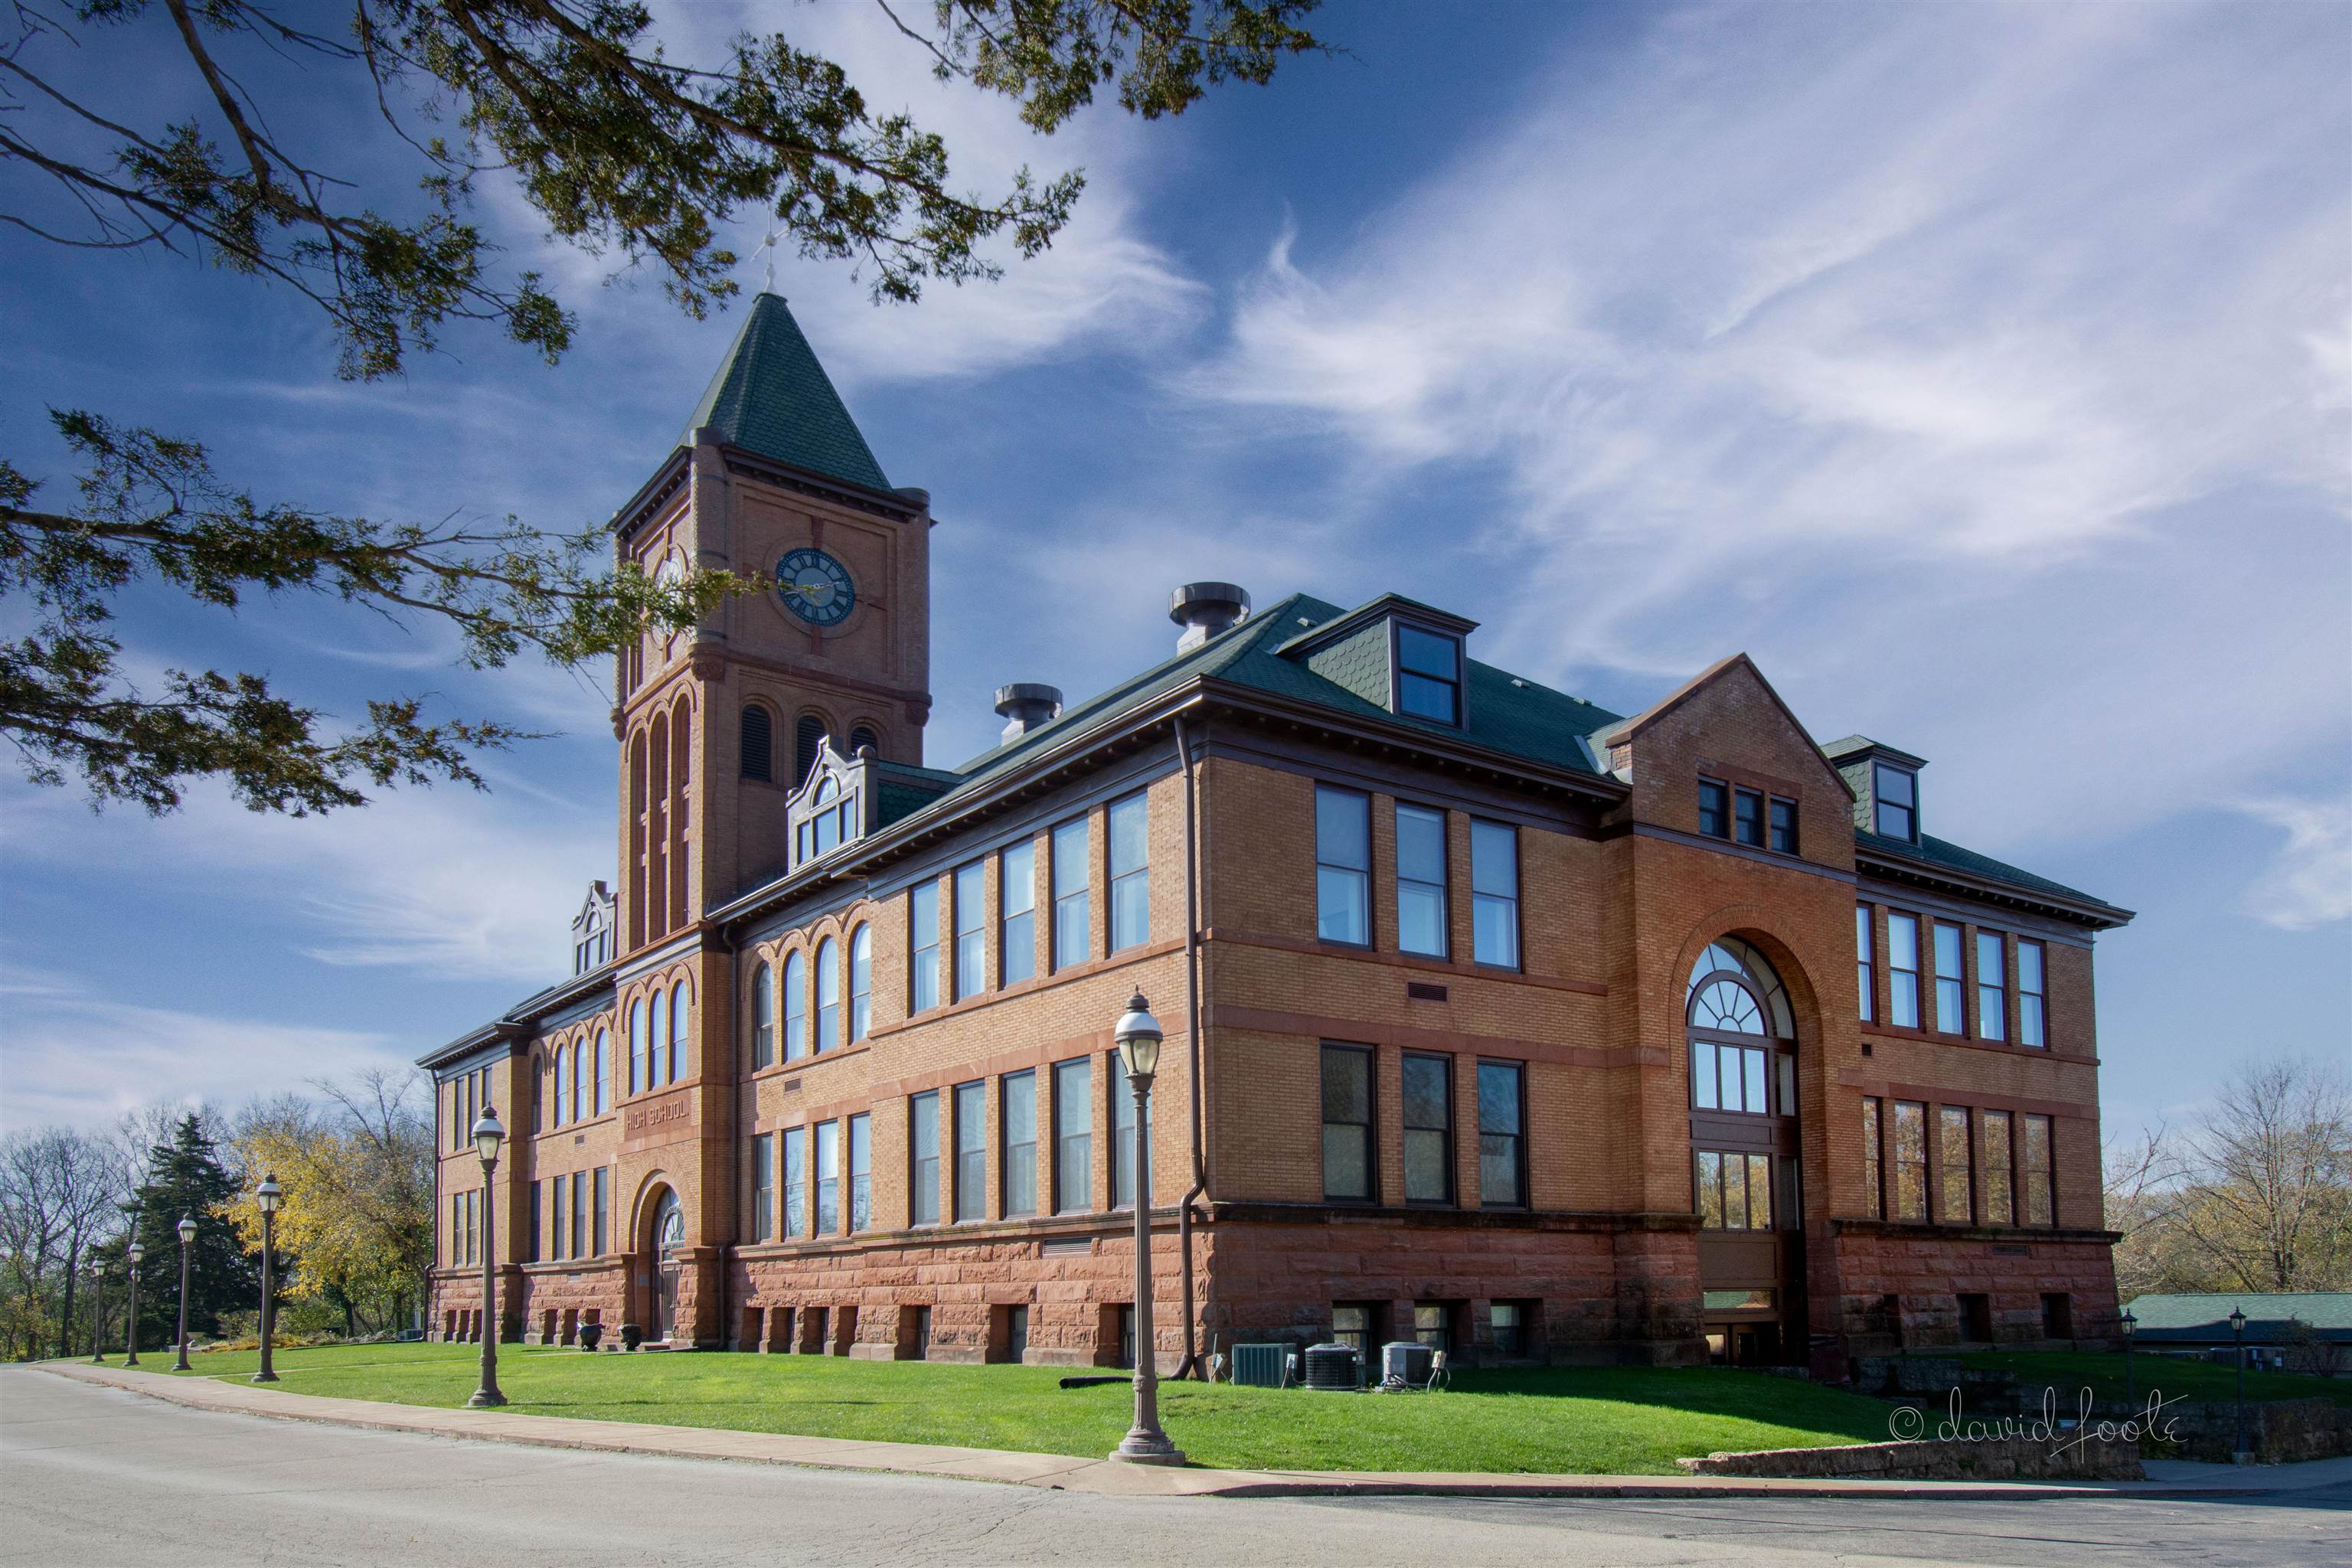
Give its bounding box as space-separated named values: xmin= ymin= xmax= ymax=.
xmin=467 ymin=1106 xmax=508 ymax=1409
xmin=2119 ymin=1308 xmax=2136 ymax=1408
xmin=253 ymin=1174 xmax=283 ymax=1383
xmin=123 ymin=1239 xmax=145 ymax=1366
xmin=172 ymin=1214 xmax=197 ymax=1371
xmin=1109 ymin=992 xmax=1183 ymax=1467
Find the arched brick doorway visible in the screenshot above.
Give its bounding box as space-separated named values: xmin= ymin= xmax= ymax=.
xmin=642 ymin=1187 xmax=684 ymax=1344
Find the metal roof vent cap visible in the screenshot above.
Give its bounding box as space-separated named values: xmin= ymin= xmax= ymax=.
xmin=994 ymin=683 xmax=1063 ymax=743
xmin=1169 ymin=582 xmax=1250 ymax=652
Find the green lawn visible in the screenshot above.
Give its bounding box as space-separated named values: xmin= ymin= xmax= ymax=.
xmin=1939 ymin=1350 xmax=2352 ymax=1410
xmin=136 ymin=1342 xmax=1900 ymax=1475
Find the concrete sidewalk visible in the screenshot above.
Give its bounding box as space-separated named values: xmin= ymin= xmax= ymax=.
xmin=39 ymin=1361 xmax=2351 ymax=1502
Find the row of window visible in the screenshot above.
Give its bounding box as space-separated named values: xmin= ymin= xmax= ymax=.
xmin=746 ymin=1053 xmax=1155 ymax=1241
xmin=626 ymin=978 xmax=696 ymax=1093
xmin=1862 ymin=1097 xmax=2056 ymax=1227
xmin=1315 ymin=786 xmax=1521 ymax=968
xmin=740 ymin=705 xmax=880 ymax=788
xmin=544 ymin=1031 xmax=612 ymax=1129
xmin=1696 ymin=779 xmax=1799 ymax=855
xmin=751 ymin=930 xmax=874 ymax=1068
xmin=1858 ymin=904 xmax=2048 ymax=1046
xmin=1320 ymin=1045 xmax=1527 ymax=1207
xmin=531 ymin=1167 xmax=614 ymax=1262
xmin=1331 ymin=1298 xmax=1536 ymax=1358
xmin=446 ymin=1067 xmax=491 ymax=1154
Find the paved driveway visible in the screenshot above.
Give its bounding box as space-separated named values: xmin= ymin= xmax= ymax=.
xmin=3 ymin=1369 xmax=2344 ymax=1566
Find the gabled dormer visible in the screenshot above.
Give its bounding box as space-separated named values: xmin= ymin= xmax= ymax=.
xmin=1280 ymin=593 xmax=1479 ymax=729
xmin=787 ymin=738 xmax=876 ymax=871
xmin=1824 ymin=736 xmax=1927 ymax=844
xmin=570 ymin=881 xmax=617 ymax=975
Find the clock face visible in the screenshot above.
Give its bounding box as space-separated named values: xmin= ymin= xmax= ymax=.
xmin=775 ymin=547 xmax=856 ymax=626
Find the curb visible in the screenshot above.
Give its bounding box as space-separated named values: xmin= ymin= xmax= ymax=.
xmin=33 ymin=1363 xmax=2303 ymax=1502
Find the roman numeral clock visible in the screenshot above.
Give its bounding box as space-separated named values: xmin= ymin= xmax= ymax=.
xmin=776 ymin=547 xmax=856 ymax=628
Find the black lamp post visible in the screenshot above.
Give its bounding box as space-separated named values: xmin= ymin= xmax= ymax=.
xmin=1109 ymin=993 xmax=1183 ymax=1467
xmin=2119 ymin=1308 xmax=2135 ymax=1409
xmin=123 ymin=1237 xmax=145 ymax=1366
xmin=172 ymin=1214 xmax=197 ymax=1371
xmin=467 ymin=1106 xmax=508 ymax=1409
xmin=88 ymin=1257 xmax=106 ymax=1364
xmin=2230 ymin=1305 xmax=2249 ymax=1463
xmin=253 ymin=1174 xmax=283 ymax=1383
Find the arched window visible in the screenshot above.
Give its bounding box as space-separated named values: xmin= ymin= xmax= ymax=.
xmin=849 ymin=926 xmax=872 ymax=1041
xmin=570 ymin=1037 xmax=586 ymax=1123
xmin=629 ymin=998 xmax=647 ymax=1094
xmin=816 ymin=936 xmax=841 ymax=1053
xmin=650 ymin=987 xmax=669 ymax=1089
xmin=795 ymin=714 xmax=828 ymax=786
xmin=1685 ymin=938 xmax=1792 ymax=1037
xmin=752 ymin=960 xmax=776 ymax=1069
xmin=783 ymin=949 xmax=808 ymax=1063
xmin=550 ymin=1045 xmax=566 ymax=1128
xmin=741 ymin=704 xmax=773 ymax=782
xmin=669 ymin=974 xmax=693 ymax=1080
xmin=1685 ymin=936 xmax=1793 ymax=1118
xmin=593 ymin=1029 xmax=610 ymax=1116
xmin=848 ymin=724 xmax=879 ymax=756
xmin=532 ymin=1054 xmax=545 ymax=1132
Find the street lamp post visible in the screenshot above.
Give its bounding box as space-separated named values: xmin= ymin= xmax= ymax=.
xmin=124 ymin=1238 xmax=145 ymax=1366
xmin=253 ymin=1174 xmax=283 ymax=1383
xmin=468 ymin=1106 xmax=508 ymax=1409
xmin=2230 ymin=1306 xmax=2249 ymax=1464
xmin=1109 ymin=993 xmax=1184 ymax=1467
xmin=2119 ymin=1308 xmax=2135 ymax=1409
xmin=88 ymin=1258 xmax=106 ymax=1364
xmin=172 ymin=1214 xmax=197 ymax=1371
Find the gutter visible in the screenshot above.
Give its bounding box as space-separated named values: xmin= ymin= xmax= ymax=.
xmin=1174 ymin=714 xmax=1209 ymax=1379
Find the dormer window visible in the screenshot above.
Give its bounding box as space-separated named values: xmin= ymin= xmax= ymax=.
xmin=1396 ymin=624 xmax=1463 ymax=725
xmin=1873 ymin=763 xmax=1917 ymax=841
xmin=789 ymin=742 xmax=871 ymax=870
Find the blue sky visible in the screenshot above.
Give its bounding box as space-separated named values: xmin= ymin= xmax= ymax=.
xmin=3 ymin=2 xmax=2346 ymax=1145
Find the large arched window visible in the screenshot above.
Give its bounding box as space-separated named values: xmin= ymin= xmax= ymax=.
xmin=669 ymin=975 xmax=693 ymax=1080
xmin=849 ymin=926 xmax=872 ymax=1041
xmin=650 ymin=987 xmax=669 ymax=1089
xmin=570 ymin=1036 xmax=586 ymax=1123
xmin=550 ymin=1044 xmax=567 ymax=1128
xmin=795 ymin=714 xmax=828 ymax=787
xmin=783 ymin=950 xmax=808 ymax=1063
xmin=740 ymin=704 xmax=774 ymax=782
xmin=629 ymin=998 xmax=647 ymax=1094
xmin=815 ymin=936 xmax=841 ymax=1053
xmin=1686 ymin=937 xmax=1792 ymax=1116
xmin=752 ymin=960 xmax=776 ymax=1069
xmin=593 ymin=1028 xmax=610 ymax=1116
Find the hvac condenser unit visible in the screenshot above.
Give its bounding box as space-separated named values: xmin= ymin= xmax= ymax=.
xmin=1302 ymin=1342 xmax=1362 ymax=1390
xmin=1227 ymin=1343 xmax=1288 ymax=1388
xmin=1380 ymin=1341 xmax=1434 ymax=1387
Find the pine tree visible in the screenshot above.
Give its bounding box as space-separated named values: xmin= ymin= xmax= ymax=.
xmin=126 ymin=1115 xmax=256 ymax=1347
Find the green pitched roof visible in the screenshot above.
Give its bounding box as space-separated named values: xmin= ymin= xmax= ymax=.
xmin=1856 ymin=828 xmax=2125 ymax=915
xmin=679 ymin=293 xmax=890 ymax=491
xmin=2121 ymin=1292 xmax=2352 ymax=1341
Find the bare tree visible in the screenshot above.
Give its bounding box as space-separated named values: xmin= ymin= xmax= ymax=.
xmin=2169 ymin=1057 xmax=2352 ymax=1293
xmin=0 ymin=1126 xmax=124 ymax=1357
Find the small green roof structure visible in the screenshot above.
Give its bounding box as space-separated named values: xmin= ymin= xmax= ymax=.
xmin=678 ymin=292 xmax=891 ymax=492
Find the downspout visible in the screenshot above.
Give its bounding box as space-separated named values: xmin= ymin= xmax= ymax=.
xmin=1174 ymin=714 xmax=1211 ymax=1378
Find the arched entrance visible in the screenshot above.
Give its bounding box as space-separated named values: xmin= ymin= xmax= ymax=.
xmin=1685 ymin=936 xmax=1805 ymax=1367
xmin=644 ymin=1187 xmax=684 ymax=1343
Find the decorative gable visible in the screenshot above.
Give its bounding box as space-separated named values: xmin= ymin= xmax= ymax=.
xmin=786 ymin=737 xmax=876 ymax=871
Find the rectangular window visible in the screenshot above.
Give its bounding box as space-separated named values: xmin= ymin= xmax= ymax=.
xmin=550 ymin=1173 xmax=567 ymax=1262
xmin=954 ymin=1081 xmax=987 ymax=1222
xmin=1939 ymin=1106 xmax=1972 ymax=1225
xmin=783 ymin=1125 xmax=808 ymax=1239
xmin=848 ymin=1113 xmax=871 ymax=1232
xmin=1109 ymin=1053 xmax=1150 ymax=1210
xmin=1887 ymin=912 xmax=1922 ymax=1028
xmin=1768 ymin=796 xmax=1798 ymax=854
xmin=1412 ymin=1302 xmax=1452 ymax=1354
xmin=1874 ymin=763 xmax=1917 ymax=841
xmin=1982 ymin=1109 xmax=2015 ymax=1226
xmin=1315 ymin=786 xmax=1370 ymax=945
xmin=1001 ymin=1070 xmax=1037 ymax=1217
xmin=815 ymin=1119 xmax=841 ymax=1235
xmin=1890 ymin=1100 xmax=1929 ymax=1221
xmin=910 ymin=1093 xmax=940 ymax=1227
xmin=1690 ymin=1040 xmax=1771 ymax=1113
xmin=910 ymin=878 xmax=941 ymax=1013
xmin=2018 ymin=941 xmax=2047 ymax=1047
xmin=1694 ymin=1151 xmax=1774 ymax=1230
xmin=1320 ymin=1044 xmax=1374 ymax=1201
xmin=1331 ymin=1303 xmax=1374 ymax=1354
xmin=1470 ymin=819 xmax=1520 ymax=969
xmin=1394 ymin=804 xmax=1448 ymax=958
xmin=1401 ymin=1053 xmax=1453 ymax=1204
xmin=1396 ymin=624 xmax=1462 ymax=724
xmin=1108 ymin=792 xmax=1150 ymax=952
xmin=593 ymin=1165 xmax=609 ymax=1256
xmin=1478 ymin=1060 xmax=1526 ymax=1207
xmin=1053 ymin=1057 xmax=1092 ymax=1214
xmin=1000 ymin=839 xmax=1037 ymax=986
xmin=1051 ymin=816 xmax=1092 ymax=970
xmin=1489 ymin=1302 xmax=1526 ymax=1357
xmin=1976 ymin=930 xmax=2007 ymax=1041
xmin=753 ymin=1132 xmax=771 ymax=1241
xmin=528 ymin=1179 xmax=542 ymax=1263
xmin=572 ymin=1168 xmax=587 ymax=1259
xmin=1733 ymin=787 xmax=1764 ymax=847
xmin=953 ymin=860 xmax=986 ymax=1001
xmin=1863 ymin=1096 xmax=1883 ymax=1217
xmin=1697 ymin=779 xmax=1729 ymax=838
xmin=1933 ymin=922 xmax=1965 ymax=1033
xmin=2021 ymin=1113 xmax=2054 ymax=1226
xmin=1857 ymin=904 xmax=1876 ymax=1023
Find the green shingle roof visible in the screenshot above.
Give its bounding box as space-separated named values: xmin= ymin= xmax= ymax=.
xmin=679 ymin=293 xmax=890 ymax=491
xmin=1856 ymin=828 xmax=2122 ymax=913
xmin=2122 ymin=1292 xmax=2352 ymax=1341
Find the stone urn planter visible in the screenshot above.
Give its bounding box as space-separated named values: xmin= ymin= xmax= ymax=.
xmin=577 ymin=1323 xmax=605 ymax=1352
xmin=620 ymin=1322 xmax=644 ymax=1351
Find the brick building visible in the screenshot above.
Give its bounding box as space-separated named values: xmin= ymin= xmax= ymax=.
xmin=423 ymin=295 xmax=2134 ymax=1375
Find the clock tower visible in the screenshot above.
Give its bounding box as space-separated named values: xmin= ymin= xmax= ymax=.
xmin=611 ymin=292 xmax=933 ymax=952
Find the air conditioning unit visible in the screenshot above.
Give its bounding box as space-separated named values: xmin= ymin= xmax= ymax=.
xmin=1381 ymin=1341 xmax=1433 ymax=1387
xmin=1302 ymin=1342 xmax=1362 ymax=1390
xmin=1227 ymin=1343 xmax=1288 ymax=1389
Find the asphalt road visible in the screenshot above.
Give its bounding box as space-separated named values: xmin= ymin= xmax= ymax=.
xmin=3 ymin=1369 xmax=2346 ymax=1567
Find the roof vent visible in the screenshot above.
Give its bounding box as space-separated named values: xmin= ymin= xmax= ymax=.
xmin=993 ymin=683 xmax=1063 ymax=743
xmin=1169 ymin=581 xmax=1250 ymax=652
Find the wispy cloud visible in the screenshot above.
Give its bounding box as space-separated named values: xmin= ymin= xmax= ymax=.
xmin=2238 ymin=795 xmax=2352 ymax=930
